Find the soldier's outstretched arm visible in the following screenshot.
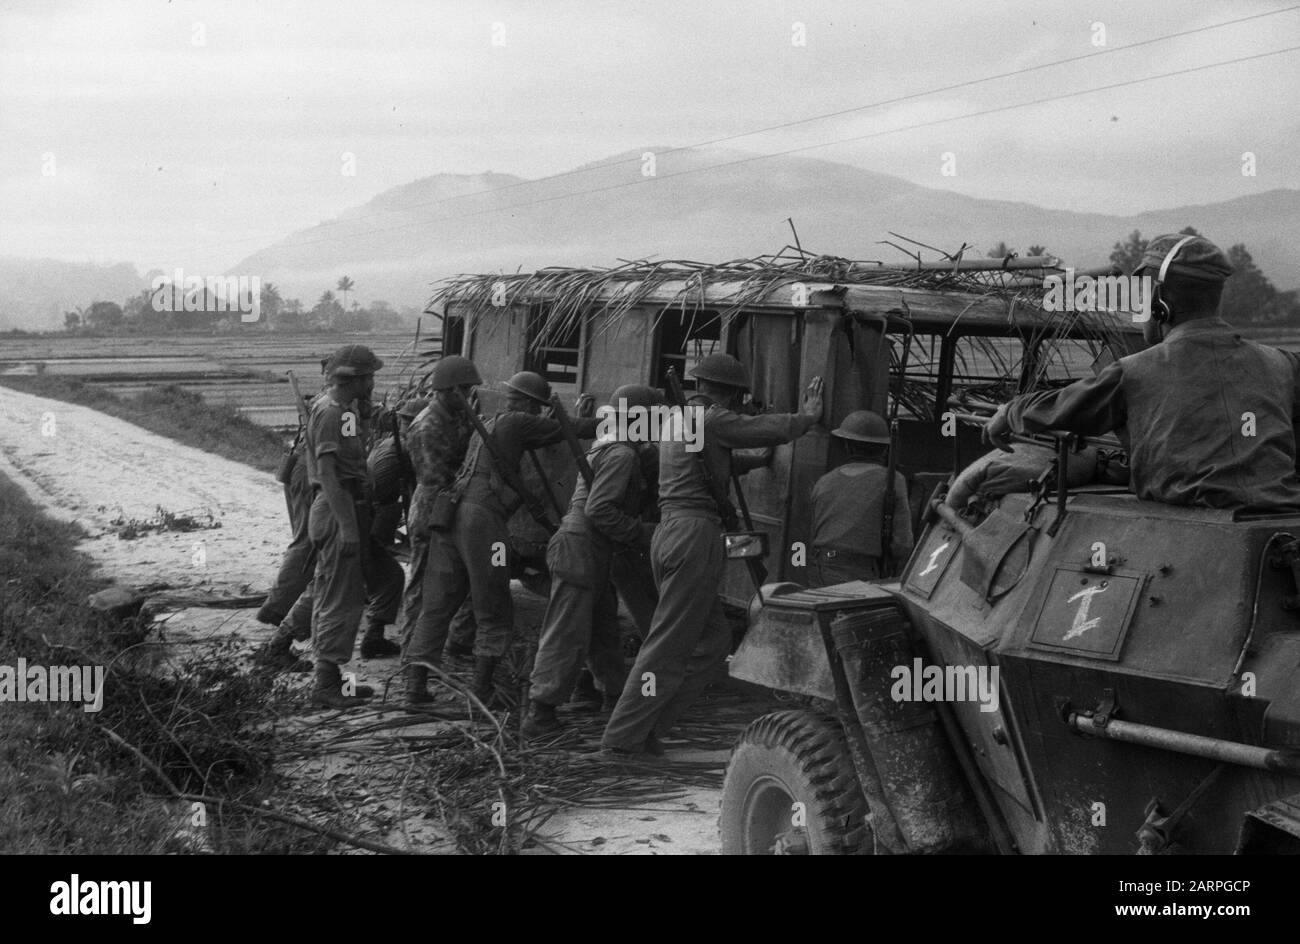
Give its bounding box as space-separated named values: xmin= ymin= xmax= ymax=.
xmin=710 ymin=376 xmax=823 ymax=450
xmin=516 ymin=411 xmax=602 ymax=449
xmin=987 ymin=363 xmax=1127 ymax=450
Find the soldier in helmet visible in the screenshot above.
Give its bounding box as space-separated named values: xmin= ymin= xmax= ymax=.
xmin=411 ymin=370 xmax=600 ymax=705
xmin=399 ymin=355 xmax=483 ymax=703
xmin=304 ymin=343 xmax=403 ymax=709
xmin=809 ymin=410 xmax=913 ymax=587
xmin=343 ymin=395 xmax=429 ymax=659
xmin=522 ymin=384 xmax=664 ymax=739
xmin=368 ymin=396 xmax=427 ymax=553
xmin=985 ymin=234 xmax=1300 ymax=511
xmin=601 ymin=354 xmax=823 ymax=757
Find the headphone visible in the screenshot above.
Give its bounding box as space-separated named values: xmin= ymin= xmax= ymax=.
xmin=1150 ymin=235 xmax=1197 ymax=325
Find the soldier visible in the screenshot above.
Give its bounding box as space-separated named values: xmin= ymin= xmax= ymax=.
xmin=808 ymin=410 xmax=913 ymax=586
xmin=330 ymin=395 xmax=429 ymax=660
xmin=522 ymin=384 xmax=663 ymax=739
xmin=305 ymin=344 xmax=404 ymax=709
xmin=984 ymin=234 xmax=1300 ymax=511
xmin=417 ymin=371 xmax=600 ymax=705
xmin=368 ymin=396 xmax=427 ymax=553
xmin=252 ymin=425 xmax=315 ymax=672
xmin=399 ymin=356 xmax=482 ymax=704
xmin=601 ymin=354 xmax=823 ymax=757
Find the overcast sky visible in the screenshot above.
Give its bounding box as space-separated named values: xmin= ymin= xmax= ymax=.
xmin=2 ymin=0 xmax=1298 ymax=275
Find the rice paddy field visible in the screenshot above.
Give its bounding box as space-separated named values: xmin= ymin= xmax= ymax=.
xmin=0 ymin=331 xmax=431 ymax=430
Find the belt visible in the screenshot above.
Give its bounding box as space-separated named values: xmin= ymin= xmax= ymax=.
xmin=660 ymin=507 xmax=722 ymax=523
xmin=311 ymin=479 xmax=370 ymax=501
xmin=813 ymin=547 xmax=879 ymax=561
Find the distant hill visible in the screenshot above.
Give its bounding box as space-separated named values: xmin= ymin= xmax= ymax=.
xmin=232 ymin=147 xmax=1300 ymax=311
xmin=5 ymin=147 xmax=1296 ymax=330
xmin=0 ymin=258 xmax=148 ymax=331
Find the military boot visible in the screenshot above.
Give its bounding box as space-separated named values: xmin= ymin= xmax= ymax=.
xmin=404 ymin=664 xmax=434 ymax=706
xmin=359 ymin=620 xmax=401 ymax=659
xmin=521 ymin=700 xmax=562 ymax=740
xmin=444 ymin=640 xmax=475 ymax=669
xmin=569 ymin=670 xmax=602 ymax=712
xmin=310 ymin=661 xmax=374 ymax=710
xmin=254 ymin=602 xmax=284 ymax=626
xmin=471 ymin=656 xmax=499 ymax=705
xmin=252 ymin=626 xmax=311 ymax=674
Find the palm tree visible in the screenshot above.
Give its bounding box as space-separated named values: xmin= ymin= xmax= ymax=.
xmin=260 ymin=282 xmax=282 ymax=329
xmin=336 ymin=276 xmax=355 ymax=311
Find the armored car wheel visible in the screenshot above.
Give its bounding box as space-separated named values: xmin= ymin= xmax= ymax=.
xmin=719 ymin=709 xmax=871 ymax=855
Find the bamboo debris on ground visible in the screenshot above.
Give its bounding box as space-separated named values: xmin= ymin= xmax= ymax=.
xmin=267 ymin=651 xmax=761 ymax=855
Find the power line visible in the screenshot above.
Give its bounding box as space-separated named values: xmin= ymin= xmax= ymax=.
xmin=233 ymin=43 xmax=1300 ymax=257
xmin=206 ymin=3 xmax=1300 ymax=254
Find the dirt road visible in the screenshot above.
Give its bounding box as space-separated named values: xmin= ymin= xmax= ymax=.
xmin=0 ymin=386 xmax=738 ymax=855
xmin=0 ymin=385 xmax=285 ymax=594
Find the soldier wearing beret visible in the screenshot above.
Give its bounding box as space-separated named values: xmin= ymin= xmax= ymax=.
xmin=985 ymin=234 xmax=1300 ymax=511
xmin=305 ymin=344 xmax=403 ymax=708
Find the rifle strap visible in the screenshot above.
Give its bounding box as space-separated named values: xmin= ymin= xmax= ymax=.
xmin=458 ymin=414 xmax=554 ymax=531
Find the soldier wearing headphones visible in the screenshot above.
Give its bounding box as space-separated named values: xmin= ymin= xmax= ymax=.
xmin=985 ymin=233 xmax=1300 ymax=511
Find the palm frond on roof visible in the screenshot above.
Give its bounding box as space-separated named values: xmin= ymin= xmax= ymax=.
xmin=414 ymin=243 xmax=1135 ymax=399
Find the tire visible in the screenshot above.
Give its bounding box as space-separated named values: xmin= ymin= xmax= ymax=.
xmin=720 ymin=709 xmax=872 ymax=855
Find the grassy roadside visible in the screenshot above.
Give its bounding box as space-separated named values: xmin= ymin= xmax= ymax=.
xmin=0 ymin=471 xmax=303 ymax=853
xmin=0 ymin=375 xmax=287 ymax=475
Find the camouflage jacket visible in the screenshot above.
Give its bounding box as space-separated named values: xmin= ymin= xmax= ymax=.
xmin=406 ymin=396 xmax=474 ymax=530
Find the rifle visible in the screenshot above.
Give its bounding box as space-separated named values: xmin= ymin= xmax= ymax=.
xmin=550 ymin=393 xmax=594 ymax=488
xmin=278 ymin=371 xmax=312 ymax=484
xmin=287 ymin=370 xmax=311 ymax=426
xmin=448 ymin=387 xmax=556 ymax=535
xmin=527 ymin=450 xmax=565 ymax=519
xmin=880 ymin=417 xmax=900 ymax=577
xmin=390 ymin=408 xmax=413 ymax=528
xmin=663 ymin=368 xmax=768 ymax=590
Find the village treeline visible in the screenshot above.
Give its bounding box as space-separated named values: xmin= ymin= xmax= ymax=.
xmin=58 ymin=275 xmax=418 ymax=335
xmin=988 ymin=228 xmax=1300 ymax=327
xmin=49 ymin=229 xmax=1300 ymax=337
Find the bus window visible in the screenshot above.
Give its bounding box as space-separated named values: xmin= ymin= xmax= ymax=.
xmin=732 ymin=312 xmax=801 ymax=412
xmin=1024 ymin=336 xmax=1113 ymax=388
xmin=525 ymin=304 xmax=583 ymax=399
xmin=655 ymin=308 xmax=720 ymax=391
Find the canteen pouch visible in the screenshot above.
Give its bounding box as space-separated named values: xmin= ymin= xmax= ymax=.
xmin=275 ymin=449 xmax=299 ymax=485
xmin=428 ymin=488 xmax=461 ymax=531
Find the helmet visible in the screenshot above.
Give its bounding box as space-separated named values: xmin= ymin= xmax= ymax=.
xmin=503 ymin=371 xmax=552 ymax=404
xmin=609 ymin=384 xmax=664 ymax=412
xmin=832 ymin=410 xmax=890 ymax=444
xmin=428 ymin=355 xmax=482 ymax=391
xmin=689 ymin=353 xmax=750 ymax=391
xmin=325 ymin=344 xmax=383 ymax=378
xmin=397 ymin=397 xmax=429 ymax=420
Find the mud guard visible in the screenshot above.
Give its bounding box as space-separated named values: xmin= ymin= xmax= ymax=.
xmin=1237 ymin=793 xmax=1300 ymax=853
xmin=729 ymin=581 xmax=895 ymax=701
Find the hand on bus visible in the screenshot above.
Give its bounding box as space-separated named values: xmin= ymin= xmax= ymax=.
xmin=801 ymin=376 xmax=824 ymax=421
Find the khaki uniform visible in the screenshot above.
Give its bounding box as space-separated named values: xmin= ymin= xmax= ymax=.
xmin=261 ymin=440 xmax=315 ymax=637
xmin=602 ymin=398 xmax=816 ymax=751
xmin=529 ymin=439 xmax=659 ymax=707
xmin=1006 ymin=318 xmax=1300 ymax=511
xmin=306 ymin=393 xmax=403 ymax=666
xmin=809 ymin=462 xmax=912 ymax=586
xmin=419 ymin=410 xmax=600 ymax=660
